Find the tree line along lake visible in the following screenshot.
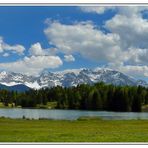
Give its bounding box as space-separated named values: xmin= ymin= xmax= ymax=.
xmin=0 ymin=82 xmax=148 ymax=120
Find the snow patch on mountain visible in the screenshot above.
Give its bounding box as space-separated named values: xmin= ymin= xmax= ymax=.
xmin=24 ymin=81 xmax=41 ymax=89
xmin=55 ymin=68 xmax=83 ymax=76
xmin=0 ymin=82 xmax=21 ymax=86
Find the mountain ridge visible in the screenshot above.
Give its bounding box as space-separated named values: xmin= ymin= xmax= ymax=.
xmin=0 ymin=68 xmax=147 ymax=90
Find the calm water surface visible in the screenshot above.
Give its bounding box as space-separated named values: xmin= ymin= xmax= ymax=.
xmin=0 ymin=108 xmax=148 ymax=120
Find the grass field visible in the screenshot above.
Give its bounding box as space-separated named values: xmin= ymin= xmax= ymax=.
xmin=0 ymin=117 xmax=148 ymax=142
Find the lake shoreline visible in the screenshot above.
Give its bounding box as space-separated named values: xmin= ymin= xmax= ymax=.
xmin=1 ymin=108 xmax=148 ymax=120
xmin=1 ymin=116 xmax=148 ymax=121
xmin=0 ymin=106 xmax=148 ymax=112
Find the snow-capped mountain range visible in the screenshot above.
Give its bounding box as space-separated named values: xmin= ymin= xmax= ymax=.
xmin=0 ymin=68 xmax=147 ymax=90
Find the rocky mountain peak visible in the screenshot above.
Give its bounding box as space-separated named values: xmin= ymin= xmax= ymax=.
xmin=0 ymin=68 xmax=147 ymax=89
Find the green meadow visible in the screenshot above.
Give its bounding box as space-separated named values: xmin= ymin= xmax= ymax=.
xmin=0 ymin=117 xmax=148 ymax=142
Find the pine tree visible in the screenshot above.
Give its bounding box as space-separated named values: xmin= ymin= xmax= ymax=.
xmin=91 ymin=90 xmax=102 ymax=110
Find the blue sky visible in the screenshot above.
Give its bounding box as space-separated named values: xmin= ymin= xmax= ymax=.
xmin=0 ymin=6 xmax=147 ymax=81
xmin=0 ymin=6 xmax=112 ymax=64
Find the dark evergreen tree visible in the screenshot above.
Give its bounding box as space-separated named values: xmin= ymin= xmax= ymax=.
xmin=92 ymin=89 xmax=102 ymax=110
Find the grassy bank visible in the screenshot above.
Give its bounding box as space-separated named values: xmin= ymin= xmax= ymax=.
xmin=0 ymin=118 xmax=148 ymax=142
xmin=0 ymin=102 xmax=57 ymax=109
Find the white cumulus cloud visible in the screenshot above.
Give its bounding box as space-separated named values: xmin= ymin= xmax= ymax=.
xmin=108 ymin=63 xmax=148 ymax=77
xmin=0 ymin=55 xmax=63 ymax=75
xmin=29 ymin=42 xmax=57 ymax=56
xmin=64 ymin=55 xmax=75 ymax=62
xmin=79 ymin=6 xmax=115 ymax=14
xmin=29 ymin=42 xmax=47 ymax=56
xmin=3 ymin=53 xmax=10 ymax=57
xmin=44 ymin=21 xmax=122 ymax=63
xmin=0 ymin=36 xmax=25 ymax=54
